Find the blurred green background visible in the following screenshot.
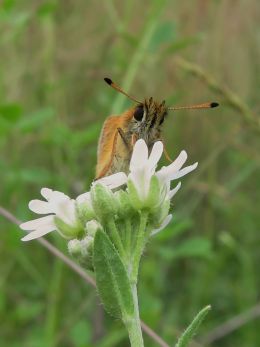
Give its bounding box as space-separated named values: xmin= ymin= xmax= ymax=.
xmin=0 ymin=0 xmax=259 ymax=346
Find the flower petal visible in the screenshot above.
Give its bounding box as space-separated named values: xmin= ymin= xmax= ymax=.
xmin=50 ymin=191 xmax=70 ymax=203
xmin=168 ymin=162 xmax=198 ymax=181
xmin=156 ymin=150 xmax=188 ymax=181
xmin=95 ymin=172 xmax=127 ymax=190
xmin=21 ymin=223 xmax=56 ymax=241
xmin=20 ymin=215 xmax=54 ymax=231
xmin=148 ymin=141 xmax=163 ymax=170
xmin=29 ymin=200 xmax=53 ymax=214
xmin=151 ymin=214 xmax=172 ymax=236
xmin=130 ymin=139 xmax=148 ymax=170
xmin=76 ymin=192 xmax=91 ymax=204
xmin=169 ymin=182 xmax=182 ymax=199
xmin=40 ymin=188 xmax=53 ymax=201
xmin=55 ymin=199 xmax=76 ymax=225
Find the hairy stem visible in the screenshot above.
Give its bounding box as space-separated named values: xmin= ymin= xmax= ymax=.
xmin=107 ymin=219 xmax=126 ymax=259
xmin=124 ymin=284 xmax=144 ymax=347
xmin=131 ymin=211 xmax=148 ymax=283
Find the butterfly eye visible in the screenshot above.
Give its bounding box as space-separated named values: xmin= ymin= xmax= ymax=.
xmin=133 ymin=105 xmax=144 ymax=121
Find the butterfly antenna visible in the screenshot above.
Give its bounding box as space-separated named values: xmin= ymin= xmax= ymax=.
xmin=104 ymin=78 xmax=141 ymax=104
xmin=168 ymin=102 xmax=219 ymax=111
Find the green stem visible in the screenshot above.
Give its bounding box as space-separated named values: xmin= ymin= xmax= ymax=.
xmin=124 ymin=284 xmax=144 ymax=347
xmin=131 ymin=211 xmax=148 ymax=283
xmin=125 ymin=219 xmax=132 ymax=259
xmin=107 ymin=219 xmax=126 ymax=259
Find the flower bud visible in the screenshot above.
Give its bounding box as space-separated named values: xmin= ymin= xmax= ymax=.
xmin=91 ymin=183 xmax=117 ymax=222
xmin=114 ymin=190 xmax=135 ymax=218
xmin=76 ymin=192 xmax=96 ymax=224
xmin=149 ymin=197 xmax=170 ymax=229
xmin=68 ymin=236 xmax=94 ymax=270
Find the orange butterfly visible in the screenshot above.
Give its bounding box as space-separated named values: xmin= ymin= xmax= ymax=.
xmin=96 ymin=78 xmax=218 ymax=179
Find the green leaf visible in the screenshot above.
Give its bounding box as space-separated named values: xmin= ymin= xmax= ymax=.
xmin=175 ymin=305 xmax=211 ymax=347
xmin=93 ymin=230 xmax=134 ymax=318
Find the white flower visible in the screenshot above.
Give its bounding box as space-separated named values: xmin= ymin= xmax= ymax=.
xmin=20 ymin=188 xmax=77 ymax=241
xmin=96 ymin=139 xmax=197 ymax=206
xmin=128 ymin=139 xmax=198 ymax=203
xmin=128 ymin=140 xmax=163 ymax=200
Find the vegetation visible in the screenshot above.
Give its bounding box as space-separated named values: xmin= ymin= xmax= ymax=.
xmin=0 ymin=1 xmax=259 ymax=346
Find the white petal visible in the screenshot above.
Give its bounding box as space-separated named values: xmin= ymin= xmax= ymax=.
xmin=169 ymin=182 xmax=182 ymax=199
xmin=95 ymin=172 xmax=127 ymax=190
xmin=21 ymin=223 xmax=56 ymax=241
xmin=130 ymin=139 xmax=148 ymax=171
xmin=54 ymin=199 xmax=76 ymax=225
xmin=148 ymin=141 xmax=163 ymax=170
xmin=76 ymin=192 xmax=91 ymax=204
xmin=156 ymin=150 xmax=188 ymax=181
xmin=50 ymin=191 xmax=70 ymax=202
xmin=29 ymin=200 xmax=53 ymax=214
xmin=129 ymin=165 xmax=152 ymax=200
xmin=20 ymin=215 xmax=54 ymax=231
xmin=40 ymin=188 xmax=53 ymax=200
xmin=168 ymin=162 xmax=198 ymax=181
xmin=151 ymin=214 xmax=172 ymax=236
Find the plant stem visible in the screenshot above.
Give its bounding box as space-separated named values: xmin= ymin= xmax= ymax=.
xmin=131 ymin=211 xmax=148 ymax=283
xmin=124 ymin=284 xmax=144 ymax=347
xmin=125 ymin=219 xmax=132 ymax=259
xmin=107 ymin=219 xmax=126 ymax=260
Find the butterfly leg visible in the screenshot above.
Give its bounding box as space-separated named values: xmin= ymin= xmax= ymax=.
xmin=117 ymin=127 xmax=132 ymax=152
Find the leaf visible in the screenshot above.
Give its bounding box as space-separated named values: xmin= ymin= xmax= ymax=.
xmin=93 ymin=231 xmax=134 ymax=318
xmin=175 ymin=306 xmax=211 ymax=347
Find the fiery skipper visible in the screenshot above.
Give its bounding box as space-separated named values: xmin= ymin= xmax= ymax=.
xmin=96 ymin=78 xmax=218 ymax=179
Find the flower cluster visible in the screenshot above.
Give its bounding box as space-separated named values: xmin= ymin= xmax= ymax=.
xmin=20 ymin=140 xmax=197 ymax=264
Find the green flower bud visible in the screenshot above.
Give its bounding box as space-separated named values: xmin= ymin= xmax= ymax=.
xmin=114 ymin=190 xmax=135 ymax=218
xmin=149 ymin=197 xmax=170 ymax=229
xmin=76 ymin=198 xmax=96 ymax=225
xmin=54 ymin=216 xmax=83 ymax=239
xmin=91 ymin=183 xmax=117 ymax=222
xmin=68 ymin=236 xmax=94 ymax=270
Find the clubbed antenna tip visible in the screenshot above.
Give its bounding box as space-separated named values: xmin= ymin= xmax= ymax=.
xmin=104 ymin=77 xmax=112 ymax=85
